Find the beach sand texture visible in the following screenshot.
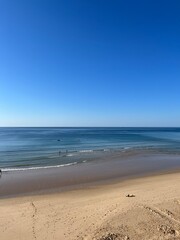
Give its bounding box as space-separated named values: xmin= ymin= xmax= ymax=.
xmin=1 ymin=172 xmax=180 ymax=240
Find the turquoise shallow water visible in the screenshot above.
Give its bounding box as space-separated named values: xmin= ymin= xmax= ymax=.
xmin=0 ymin=127 xmax=180 ymax=171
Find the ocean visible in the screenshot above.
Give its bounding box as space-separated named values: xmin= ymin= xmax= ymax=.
xmin=0 ymin=127 xmax=180 ymax=171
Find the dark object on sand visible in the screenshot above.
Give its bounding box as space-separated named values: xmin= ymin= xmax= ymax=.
xmin=126 ymin=194 xmax=135 ymax=197
xmin=0 ymin=169 xmax=2 ymax=175
xmin=99 ymin=233 xmax=119 ymax=240
xmin=99 ymin=233 xmax=130 ymax=240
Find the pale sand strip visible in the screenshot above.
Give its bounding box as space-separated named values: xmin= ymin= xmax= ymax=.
xmin=1 ymin=172 xmax=180 ymax=240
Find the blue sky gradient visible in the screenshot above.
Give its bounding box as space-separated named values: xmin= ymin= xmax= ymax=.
xmin=0 ymin=0 xmax=180 ymax=126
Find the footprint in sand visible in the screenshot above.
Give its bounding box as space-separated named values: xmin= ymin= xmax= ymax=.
xmin=158 ymin=225 xmax=179 ymax=237
xmin=94 ymin=232 xmax=130 ymax=240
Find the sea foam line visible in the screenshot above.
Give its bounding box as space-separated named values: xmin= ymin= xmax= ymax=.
xmin=1 ymin=162 xmax=77 ymax=172
xmin=79 ymin=149 xmax=94 ymax=153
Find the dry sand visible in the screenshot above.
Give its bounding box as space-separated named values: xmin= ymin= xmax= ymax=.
xmin=1 ymin=172 xmax=180 ymax=240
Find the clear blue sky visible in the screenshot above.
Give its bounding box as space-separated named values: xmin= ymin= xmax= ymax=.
xmin=0 ymin=0 xmax=180 ymax=127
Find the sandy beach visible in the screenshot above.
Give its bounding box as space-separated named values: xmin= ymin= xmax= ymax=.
xmin=1 ymin=170 xmax=180 ymax=240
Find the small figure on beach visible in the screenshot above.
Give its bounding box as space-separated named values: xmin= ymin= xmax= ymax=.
xmin=126 ymin=194 xmax=135 ymax=197
xmin=0 ymin=169 xmax=2 ymax=176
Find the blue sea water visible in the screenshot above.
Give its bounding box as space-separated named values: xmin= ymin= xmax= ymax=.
xmin=0 ymin=127 xmax=180 ymax=171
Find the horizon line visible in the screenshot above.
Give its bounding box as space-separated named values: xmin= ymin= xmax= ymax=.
xmin=0 ymin=126 xmax=180 ymax=128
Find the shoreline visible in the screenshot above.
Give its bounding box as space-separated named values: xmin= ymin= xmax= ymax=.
xmin=1 ymin=151 xmax=180 ymax=198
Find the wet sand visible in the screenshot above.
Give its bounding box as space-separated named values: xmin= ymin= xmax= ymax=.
xmin=1 ymin=151 xmax=180 ymax=198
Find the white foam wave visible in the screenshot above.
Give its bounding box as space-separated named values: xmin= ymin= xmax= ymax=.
xmin=79 ymin=150 xmax=93 ymax=153
xmin=1 ymin=162 xmax=77 ymax=172
xmin=123 ymin=147 xmax=131 ymax=150
xmin=66 ymin=154 xmax=75 ymax=157
xmin=103 ymin=149 xmax=110 ymax=152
